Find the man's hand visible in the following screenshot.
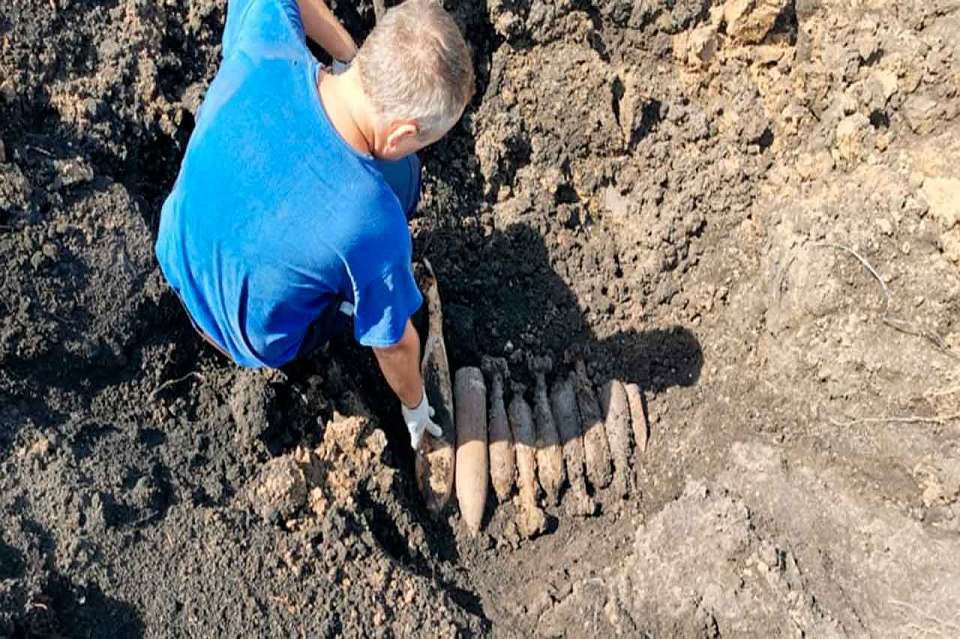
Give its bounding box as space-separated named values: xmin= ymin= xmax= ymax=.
xmin=401 ymin=389 xmax=442 ymax=449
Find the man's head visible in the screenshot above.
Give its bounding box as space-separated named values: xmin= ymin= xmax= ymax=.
xmin=353 ymin=0 xmax=475 ymax=160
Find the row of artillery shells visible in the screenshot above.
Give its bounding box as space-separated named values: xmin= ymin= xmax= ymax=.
xmin=450 ymin=355 xmax=649 ymax=538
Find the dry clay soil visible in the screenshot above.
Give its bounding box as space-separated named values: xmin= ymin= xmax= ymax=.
xmin=3 ymin=0 xmax=960 ymax=636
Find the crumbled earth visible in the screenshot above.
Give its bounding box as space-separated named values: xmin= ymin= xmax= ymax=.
xmin=2 ymin=0 xmax=960 ymax=636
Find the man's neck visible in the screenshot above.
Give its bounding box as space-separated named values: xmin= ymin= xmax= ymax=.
xmin=317 ymin=68 xmax=376 ymax=156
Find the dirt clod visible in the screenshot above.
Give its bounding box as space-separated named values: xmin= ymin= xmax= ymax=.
xmin=248 ymin=456 xmax=307 ymax=524
xmin=724 ymin=0 xmax=788 ymax=44
xmin=229 ymin=369 xmax=276 ymax=443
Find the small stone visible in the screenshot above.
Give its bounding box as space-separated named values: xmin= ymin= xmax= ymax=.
xmin=901 ymin=241 xmax=911 ymax=255
xmin=752 ymin=45 xmax=785 ymax=65
xmin=724 ymin=0 xmax=788 ymax=44
xmin=904 ymin=95 xmax=940 ymax=135
xmin=829 ymin=92 xmax=859 ymax=118
xmin=0 ymin=78 xmax=15 ymax=102
xmin=795 ymin=150 xmax=834 ymax=180
xmin=82 ymin=97 xmax=99 ymax=117
xmin=942 ymin=229 xmax=960 ymax=264
xmin=875 ymin=131 xmax=893 ymax=152
xmin=780 ymin=102 xmax=808 ymax=136
xmin=27 ymin=436 xmax=52 ymax=459
xmin=868 ymin=70 xmax=899 ymax=102
xmin=921 ymin=177 xmax=960 ymax=229
xmin=603 ymin=186 xmax=631 ymax=219
xmin=856 ymin=35 xmax=880 ymax=61
xmin=876 ymin=218 xmax=893 ymax=236
xmin=674 ymin=24 xmax=718 ymax=67
xmin=41 ymin=242 xmax=58 ymax=259
xmin=85 ymin=493 xmax=108 ymax=531
xmin=493 ymin=11 xmax=523 ymax=40
xmin=53 ymin=157 xmax=94 ymax=189
xmin=655 ymin=12 xmax=675 ymax=32
xmin=835 ymin=113 xmax=871 ymax=162
xmin=130 ymin=476 xmax=159 ymax=510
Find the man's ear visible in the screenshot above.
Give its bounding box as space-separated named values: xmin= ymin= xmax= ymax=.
xmin=385 ymin=120 xmax=419 ymax=153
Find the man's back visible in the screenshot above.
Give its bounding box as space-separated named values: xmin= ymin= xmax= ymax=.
xmin=156 ymin=0 xmax=422 ymax=368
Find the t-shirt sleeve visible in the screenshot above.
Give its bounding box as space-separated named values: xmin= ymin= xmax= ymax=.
xmin=223 ymin=0 xmax=306 ymax=61
xmin=375 ymin=154 xmax=423 ymax=220
xmin=353 ymin=261 xmax=424 ymax=347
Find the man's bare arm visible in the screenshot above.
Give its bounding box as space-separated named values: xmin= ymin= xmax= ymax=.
xmin=296 ymin=0 xmax=357 ymax=62
xmin=372 ymin=319 xmax=424 ymax=408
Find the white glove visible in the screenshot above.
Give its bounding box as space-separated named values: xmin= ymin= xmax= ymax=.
xmin=402 ymin=389 xmax=442 ymax=450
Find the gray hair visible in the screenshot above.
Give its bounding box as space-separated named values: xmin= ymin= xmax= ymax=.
xmin=354 ymin=0 xmax=475 ymax=138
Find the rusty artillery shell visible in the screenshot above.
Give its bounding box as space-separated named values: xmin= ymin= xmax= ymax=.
xmin=599 ymin=380 xmax=633 ymax=498
xmin=623 ymin=383 xmax=648 ymax=455
xmin=454 ymin=367 xmax=488 ymax=536
xmin=573 ymin=360 xmax=613 ymax=490
xmin=508 ymin=386 xmax=547 ymax=538
xmin=482 ymin=356 xmax=515 ymax=502
xmin=413 ymin=260 xmax=455 ymax=514
xmin=530 ymin=356 xmax=565 ymax=505
xmin=550 ymin=376 xmax=596 ymax=517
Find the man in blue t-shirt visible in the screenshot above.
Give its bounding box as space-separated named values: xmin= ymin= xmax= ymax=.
xmin=155 ymin=0 xmax=474 ymax=449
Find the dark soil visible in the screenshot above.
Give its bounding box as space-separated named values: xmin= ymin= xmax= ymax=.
xmin=3 ymin=0 xmax=960 ymax=636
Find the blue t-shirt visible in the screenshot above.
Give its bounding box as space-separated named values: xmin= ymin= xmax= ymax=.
xmin=155 ymin=0 xmax=423 ymax=368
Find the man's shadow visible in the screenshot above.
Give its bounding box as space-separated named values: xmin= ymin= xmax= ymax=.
xmin=415 ymin=221 xmax=702 ymax=391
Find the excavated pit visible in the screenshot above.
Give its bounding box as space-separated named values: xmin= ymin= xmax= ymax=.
xmin=4 ymin=0 xmax=960 ymax=636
